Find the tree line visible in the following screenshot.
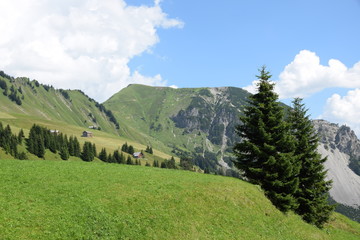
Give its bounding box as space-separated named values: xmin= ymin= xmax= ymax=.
xmin=0 ymin=122 xmax=27 ymax=159
xmin=234 ymin=66 xmax=334 ymax=228
xmin=27 ymin=124 xmax=83 ymax=160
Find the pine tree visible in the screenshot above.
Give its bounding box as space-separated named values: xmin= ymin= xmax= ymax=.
xmin=121 ymin=142 xmax=128 ymax=152
xmin=161 ymin=161 xmax=167 ymax=168
xmin=73 ymin=137 xmax=81 ymax=157
xmin=99 ymin=148 xmax=108 ymax=162
xmin=18 ymin=129 xmax=24 ymax=144
xmin=92 ymin=143 xmax=97 ymax=157
xmin=233 ymin=66 xmax=299 ymax=212
xmin=60 ymin=144 xmax=69 ymax=160
xmin=127 ymin=145 xmax=134 ymax=155
xmin=48 ymin=135 xmax=57 ymax=153
xmin=36 ymin=135 xmax=45 ymax=158
xmin=126 ymin=155 xmax=133 ymax=165
xmin=153 ymin=160 xmax=159 ymax=167
xmin=289 ymin=98 xmax=334 ymax=228
xmin=107 ymin=153 xmax=114 ymax=163
xmin=68 ymin=136 xmax=75 ymax=156
xmin=81 ymin=141 xmax=94 ymax=162
xmin=168 ymin=156 xmax=176 ymax=169
xmin=113 ymin=150 xmax=121 ymax=163
xmin=27 ymin=124 xmax=37 ymax=154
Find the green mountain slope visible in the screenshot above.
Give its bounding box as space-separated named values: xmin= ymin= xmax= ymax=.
xmin=1 ymin=159 xmax=359 ymax=240
xmin=104 ymin=84 xmax=250 ymax=171
xmin=0 ymin=72 xmax=119 ymax=134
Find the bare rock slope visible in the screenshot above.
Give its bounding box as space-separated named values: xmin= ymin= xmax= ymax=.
xmin=313 ymin=120 xmax=360 ymax=207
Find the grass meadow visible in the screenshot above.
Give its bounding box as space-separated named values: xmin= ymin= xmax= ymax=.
xmin=0 ymin=159 xmax=359 ymax=240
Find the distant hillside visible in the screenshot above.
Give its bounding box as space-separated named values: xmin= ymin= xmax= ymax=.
xmin=0 ymin=160 xmax=359 ymax=240
xmin=104 ymin=84 xmax=250 ymax=172
xmin=0 ymin=71 xmax=119 ymax=134
xmin=313 ymin=120 xmax=360 ymax=222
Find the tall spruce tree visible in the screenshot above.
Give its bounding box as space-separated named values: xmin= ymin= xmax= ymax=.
xmin=99 ymin=148 xmax=108 ymax=162
xmin=81 ymin=141 xmax=94 ymax=162
xmin=73 ymin=137 xmax=81 ymax=157
xmin=60 ymin=144 xmax=69 ymax=160
xmin=233 ymin=66 xmax=300 ymax=212
xmin=289 ymin=98 xmax=334 ymax=228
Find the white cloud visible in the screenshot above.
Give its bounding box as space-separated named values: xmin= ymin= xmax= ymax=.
xmin=0 ymin=0 xmax=183 ymax=102
xmin=275 ymin=50 xmax=360 ymax=99
xmin=322 ymin=89 xmax=360 ymax=136
xmin=243 ymin=80 xmax=258 ymax=94
xmin=243 ymin=50 xmax=360 ymax=98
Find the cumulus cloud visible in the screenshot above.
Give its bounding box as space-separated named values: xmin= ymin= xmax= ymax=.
xmin=322 ymin=89 xmax=360 ymax=136
xmin=275 ymin=50 xmax=360 ymax=99
xmin=0 ymin=0 xmax=183 ymax=102
xmin=243 ymin=50 xmax=360 ymax=98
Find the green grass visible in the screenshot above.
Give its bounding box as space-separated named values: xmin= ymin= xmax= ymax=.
xmin=0 ymin=160 xmax=359 ymax=240
xmin=0 ymin=76 xmax=118 ymax=135
xmin=0 ymin=113 xmax=175 ymax=163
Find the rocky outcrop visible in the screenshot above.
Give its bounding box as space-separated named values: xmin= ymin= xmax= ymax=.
xmin=171 ymin=87 xmax=246 ymax=147
xmin=313 ymin=119 xmax=360 ymax=207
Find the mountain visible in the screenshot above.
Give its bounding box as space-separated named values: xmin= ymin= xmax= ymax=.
xmin=104 ymin=84 xmax=250 ymax=172
xmin=313 ymin=120 xmax=360 ymax=207
xmin=312 ymin=120 xmax=360 ymax=221
xmin=0 ymin=71 xmax=119 ymax=134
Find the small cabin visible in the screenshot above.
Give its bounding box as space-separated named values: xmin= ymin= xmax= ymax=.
xmin=82 ymin=131 xmax=93 ymax=137
xmin=49 ymin=130 xmax=60 ymax=135
xmin=133 ymin=152 xmax=143 ymax=159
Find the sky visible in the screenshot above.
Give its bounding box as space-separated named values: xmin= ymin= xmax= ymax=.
xmin=1 ymin=0 xmax=360 ymax=134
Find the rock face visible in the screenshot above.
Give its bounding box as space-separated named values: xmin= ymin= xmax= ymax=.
xmin=313 ymin=120 xmax=360 ymax=207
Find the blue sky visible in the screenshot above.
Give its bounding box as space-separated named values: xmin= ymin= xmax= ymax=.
xmin=1 ymin=0 xmax=360 ymax=133
xmin=128 ymin=0 xmax=360 ymax=133
xmin=128 ymin=0 xmax=360 ymax=118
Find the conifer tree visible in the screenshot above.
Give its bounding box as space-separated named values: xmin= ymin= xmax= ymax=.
xmin=99 ymin=148 xmax=108 ymax=162
xmin=168 ymin=156 xmax=176 ymax=169
xmin=120 ymin=152 xmax=125 ymax=164
xmin=73 ymin=137 xmax=81 ymax=157
xmin=128 ymin=145 xmax=134 ymax=155
xmin=68 ymin=136 xmax=75 ymax=156
xmin=289 ymin=98 xmax=334 ymax=228
xmin=107 ymin=153 xmax=114 ymax=163
xmin=36 ymin=135 xmax=45 ymax=158
xmin=233 ymin=66 xmax=299 ymax=212
xmin=113 ymin=150 xmax=121 ymax=163
xmin=48 ymin=135 xmax=57 ymax=153
xmin=121 ymin=142 xmax=128 ymax=152
xmin=81 ymin=141 xmax=94 ymax=162
xmin=161 ymin=161 xmax=167 ymax=168
xmin=92 ymin=143 xmax=97 ymax=157
xmin=126 ymin=155 xmax=133 ymax=165
xmin=153 ymin=160 xmax=159 ymax=167
xmin=60 ymin=144 xmax=69 ymax=160
xmin=18 ymin=129 xmax=24 ymax=144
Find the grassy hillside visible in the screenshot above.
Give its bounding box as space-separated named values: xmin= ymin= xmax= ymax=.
xmin=0 ymin=73 xmax=118 ymax=134
xmin=104 ymin=84 xmax=250 ymax=165
xmin=0 ymin=159 xmax=359 ymax=240
xmin=0 ymin=113 xmax=174 ymax=164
